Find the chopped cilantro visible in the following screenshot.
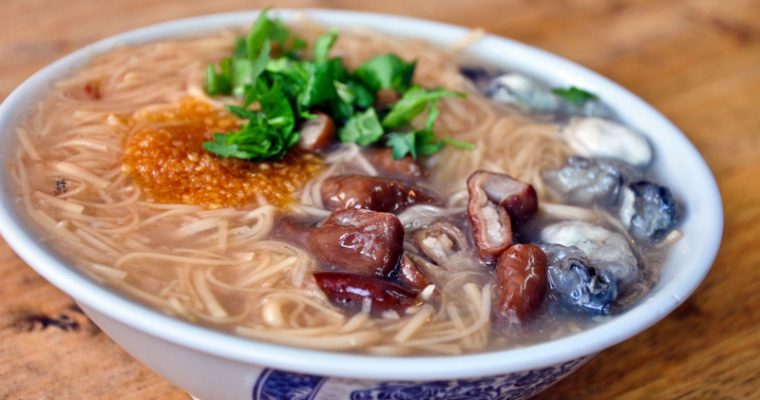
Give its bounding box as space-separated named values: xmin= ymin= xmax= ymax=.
xmin=203 ymin=9 xmax=472 ymax=161
xmin=338 ymin=108 xmax=384 ymax=146
xmin=552 ymin=86 xmax=599 ymax=105
xmin=382 ymin=86 xmax=464 ymax=129
xmin=386 ymin=130 xmax=445 ymax=160
xmin=313 ymin=29 xmax=339 ymax=63
xmin=386 ymin=132 xmax=416 ymax=159
xmin=298 ymin=60 xmax=338 ymax=109
xmin=205 ymin=62 xmax=231 ymax=96
xmin=246 ymin=10 xmax=273 ymax=61
xmin=203 ymin=81 xmax=297 ymax=161
xmin=385 ymin=100 xmax=448 ymax=160
xmin=354 ymin=54 xmax=416 ymax=93
xmin=441 ymin=136 xmax=476 ymax=150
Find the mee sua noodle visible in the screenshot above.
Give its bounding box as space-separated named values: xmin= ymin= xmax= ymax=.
xmin=12 ymin=14 xmax=681 ymax=355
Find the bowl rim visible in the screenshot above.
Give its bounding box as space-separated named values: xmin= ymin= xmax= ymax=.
xmin=0 ymin=9 xmax=723 ymax=381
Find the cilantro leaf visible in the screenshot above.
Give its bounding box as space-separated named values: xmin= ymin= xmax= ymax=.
xmin=348 ymin=80 xmax=374 ymax=108
xmin=423 ymin=99 xmax=440 ymax=131
xmin=259 ymin=81 xmax=295 ymax=135
xmin=552 ymin=86 xmax=599 ymax=105
xmin=231 ymin=41 xmax=271 ymax=98
xmin=265 ymin=58 xmax=309 ymax=101
xmin=298 ymin=60 xmax=337 ymax=109
xmin=234 ymin=13 xmax=303 ymax=59
xmin=382 ymin=86 xmax=464 ymax=129
xmin=415 ymin=129 xmax=445 ymax=156
xmin=298 ymin=32 xmax=341 ymax=110
xmin=206 ymin=9 xmax=305 ymax=97
xmin=233 ymin=38 xmax=248 ymax=58
xmin=331 ymin=58 xmax=373 ymax=122
xmin=203 ymin=9 xmax=471 ymax=163
xmin=387 ymin=132 xmax=417 ymax=159
xmin=384 ymin=98 xmax=471 ymax=159
xmin=334 ymin=81 xmax=355 ymax=105
xmin=313 ymin=29 xmax=339 ymax=63
xmin=386 ymin=130 xmax=444 ymax=160
xmin=247 ymin=9 xmax=273 ymax=61
xmin=205 ymin=126 xmax=261 ymax=160
xmin=225 ymin=104 xmax=258 ymax=120
xmin=333 ymin=79 xmax=374 ymax=121
xmin=205 ymin=60 xmax=231 ymax=95
xmin=330 ymin=57 xmax=350 ymax=81
xmin=355 ymin=54 xmax=416 ymax=92
xmin=204 ymin=81 xmax=297 ymax=161
xmin=441 ymin=136 xmax=475 ymax=150
xmin=268 ymin=17 xmax=308 ymax=58
xmin=339 ymin=108 xmax=384 ymax=146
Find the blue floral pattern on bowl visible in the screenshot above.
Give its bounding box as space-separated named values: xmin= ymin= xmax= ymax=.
xmin=252 ymin=356 xmax=591 ymax=400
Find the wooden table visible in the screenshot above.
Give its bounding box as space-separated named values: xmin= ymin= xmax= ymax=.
xmin=1 ymin=0 xmax=758 ymax=398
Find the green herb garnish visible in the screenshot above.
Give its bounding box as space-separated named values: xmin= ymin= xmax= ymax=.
xmin=339 ymin=108 xmax=384 ymax=146
xmin=313 ymin=28 xmax=338 ymax=63
xmin=202 ymin=80 xmax=297 ymax=160
xmin=354 ymin=54 xmax=416 ymax=93
xmin=382 ymin=86 xmax=464 ymax=129
xmin=551 ymin=86 xmax=599 ymax=105
xmin=203 ymin=10 xmax=471 ymax=161
xmin=385 ymin=98 xmax=449 ymax=160
xmin=205 ymin=60 xmax=231 ymax=96
xmin=441 ymin=136 xmax=476 ymax=150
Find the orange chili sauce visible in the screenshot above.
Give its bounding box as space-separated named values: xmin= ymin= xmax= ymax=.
xmin=122 ymin=97 xmax=323 ymax=208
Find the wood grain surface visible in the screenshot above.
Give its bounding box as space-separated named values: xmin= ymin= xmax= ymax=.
xmin=1 ymin=0 xmax=759 ymax=399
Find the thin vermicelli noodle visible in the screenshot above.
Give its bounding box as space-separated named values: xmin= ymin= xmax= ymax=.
xmin=15 ymin=26 xmax=571 ymax=355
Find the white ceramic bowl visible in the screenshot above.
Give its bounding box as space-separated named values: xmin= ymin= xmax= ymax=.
xmin=0 ymin=9 xmax=723 ymax=400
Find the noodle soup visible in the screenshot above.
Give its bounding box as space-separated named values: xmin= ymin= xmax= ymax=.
xmin=11 ymin=12 xmax=681 ymax=356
